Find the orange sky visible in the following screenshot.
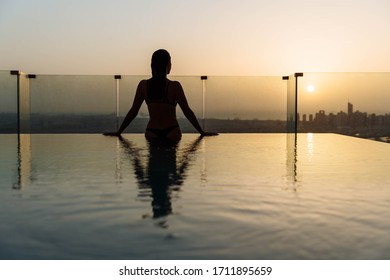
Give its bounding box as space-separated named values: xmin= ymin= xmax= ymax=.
xmin=1 ymin=0 xmax=390 ymax=75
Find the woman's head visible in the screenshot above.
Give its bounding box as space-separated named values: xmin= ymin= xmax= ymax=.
xmin=151 ymin=49 xmax=171 ymax=77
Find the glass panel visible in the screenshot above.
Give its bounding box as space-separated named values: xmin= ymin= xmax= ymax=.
xmin=30 ymin=75 xmax=117 ymax=133
xmin=0 ymin=135 xmax=18 ymax=189
xmin=118 ymin=75 xmax=149 ymax=133
xmin=174 ymin=76 xmax=203 ymax=132
xmin=298 ymin=73 xmax=390 ymax=141
xmin=286 ymin=74 xmax=298 ymax=178
xmin=0 ymin=71 xmax=18 ymax=133
xmin=19 ymin=73 xmax=31 ymax=133
xmin=205 ymin=76 xmax=286 ymax=132
xmin=286 ymin=74 xmax=296 ymax=133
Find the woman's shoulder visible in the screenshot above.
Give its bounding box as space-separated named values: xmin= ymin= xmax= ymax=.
xmin=168 ymin=78 xmax=179 ymax=82
xmin=167 ymin=79 xmax=182 ymax=89
xmin=138 ymin=79 xmax=150 ymax=88
xmin=139 ymin=79 xmax=150 ymax=84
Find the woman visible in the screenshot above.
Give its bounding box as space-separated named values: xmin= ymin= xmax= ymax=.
xmin=104 ymin=49 xmax=218 ymax=141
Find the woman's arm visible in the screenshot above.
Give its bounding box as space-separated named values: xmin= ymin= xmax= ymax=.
xmin=103 ymin=80 xmax=145 ymax=136
xmin=175 ymin=81 xmax=218 ymax=136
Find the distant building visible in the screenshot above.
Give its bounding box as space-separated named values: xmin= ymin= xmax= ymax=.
xmin=315 ymin=110 xmax=327 ymax=125
xmin=348 ymin=102 xmax=353 ymax=116
xmin=336 ymin=111 xmax=348 ymax=127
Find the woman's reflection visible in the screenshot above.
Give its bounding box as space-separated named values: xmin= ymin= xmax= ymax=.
xmin=118 ymin=136 xmax=203 ymax=224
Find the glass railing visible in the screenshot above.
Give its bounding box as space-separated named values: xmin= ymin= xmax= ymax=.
xmin=118 ymin=75 xmax=148 ymax=132
xmin=19 ymin=72 xmax=31 ymax=133
xmin=286 ymin=74 xmax=297 ymax=133
xmin=117 ymin=75 xmax=286 ymax=133
xmin=1 ymin=72 xmax=288 ymax=133
xmin=30 ymin=75 xmax=117 ymax=133
xmin=2 ymin=71 xmax=388 ymax=137
xmin=0 ymin=71 xmax=18 ymax=133
xmin=205 ymin=76 xmax=286 ymax=132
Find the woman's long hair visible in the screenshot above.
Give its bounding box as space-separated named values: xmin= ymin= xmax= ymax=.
xmin=148 ymin=49 xmax=171 ymax=100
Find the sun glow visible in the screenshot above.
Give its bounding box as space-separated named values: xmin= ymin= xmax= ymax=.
xmin=307 ymin=85 xmax=315 ymax=93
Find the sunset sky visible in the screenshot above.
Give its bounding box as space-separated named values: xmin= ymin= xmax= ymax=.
xmin=1 ymin=0 xmax=390 ymax=75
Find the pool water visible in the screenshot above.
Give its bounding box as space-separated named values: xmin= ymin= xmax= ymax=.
xmin=1 ymin=133 xmax=390 ymax=259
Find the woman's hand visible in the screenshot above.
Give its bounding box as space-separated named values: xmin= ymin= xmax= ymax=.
xmin=103 ymin=132 xmax=121 ymax=137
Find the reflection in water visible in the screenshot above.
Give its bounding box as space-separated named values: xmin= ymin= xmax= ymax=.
xmin=306 ymin=133 xmax=314 ymax=162
xmin=14 ymin=134 xmax=32 ymax=189
xmin=118 ymin=136 xmax=203 ymax=225
xmin=200 ymin=140 xmax=207 ymax=186
xmin=286 ymin=133 xmax=298 ymax=187
xmin=3 ymin=134 xmax=390 ymax=259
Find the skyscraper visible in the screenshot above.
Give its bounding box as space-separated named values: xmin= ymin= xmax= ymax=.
xmin=348 ymin=102 xmax=353 ymax=116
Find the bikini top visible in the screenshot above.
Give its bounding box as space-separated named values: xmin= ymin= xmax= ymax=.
xmin=145 ymin=79 xmax=177 ymax=107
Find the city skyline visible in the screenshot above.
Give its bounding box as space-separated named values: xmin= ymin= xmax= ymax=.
xmin=298 ymin=101 xmax=390 ymax=142
xmin=299 ymin=101 xmax=390 ymax=122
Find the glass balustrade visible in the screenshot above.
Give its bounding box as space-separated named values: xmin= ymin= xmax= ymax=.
xmin=29 ymin=75 xmax=117 ymax=133
xmin=0 ymin=71 xmax=18 ymax=133
xmin=286 ymin=74 xmax=296 ymax=133
xmin=19 ymin=73 xmax=31 ymax=133
xmin=1 ymin=71 xmax=388 ymax=137
xmin=204 ymin=76 xmax=286 ymax=132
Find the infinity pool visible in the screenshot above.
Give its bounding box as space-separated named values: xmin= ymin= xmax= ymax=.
xmin=1 ymin=133 xmax=389 ymax=259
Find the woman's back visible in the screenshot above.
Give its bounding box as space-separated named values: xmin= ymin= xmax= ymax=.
xmin=145 ymin=78 xmax=176 ymax=106
xmin=143 ymin=78 xmax=179 ymax=129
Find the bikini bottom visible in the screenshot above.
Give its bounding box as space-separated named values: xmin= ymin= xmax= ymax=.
xmin=146 ymin=125 xmax=180 ymax=139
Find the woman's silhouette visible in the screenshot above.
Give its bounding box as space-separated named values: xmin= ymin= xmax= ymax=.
xmin=104 ymin=49 xmax=218 ymax=142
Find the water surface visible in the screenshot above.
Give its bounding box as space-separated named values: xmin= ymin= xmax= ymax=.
xmin=0 ymin=134 xmax=389 ymax=259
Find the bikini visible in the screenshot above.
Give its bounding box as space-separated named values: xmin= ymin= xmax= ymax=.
xmin=146 ymin=125 xmax=180 ymax=138
xmin=145 ymin=79 xmax=179 ymax=138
